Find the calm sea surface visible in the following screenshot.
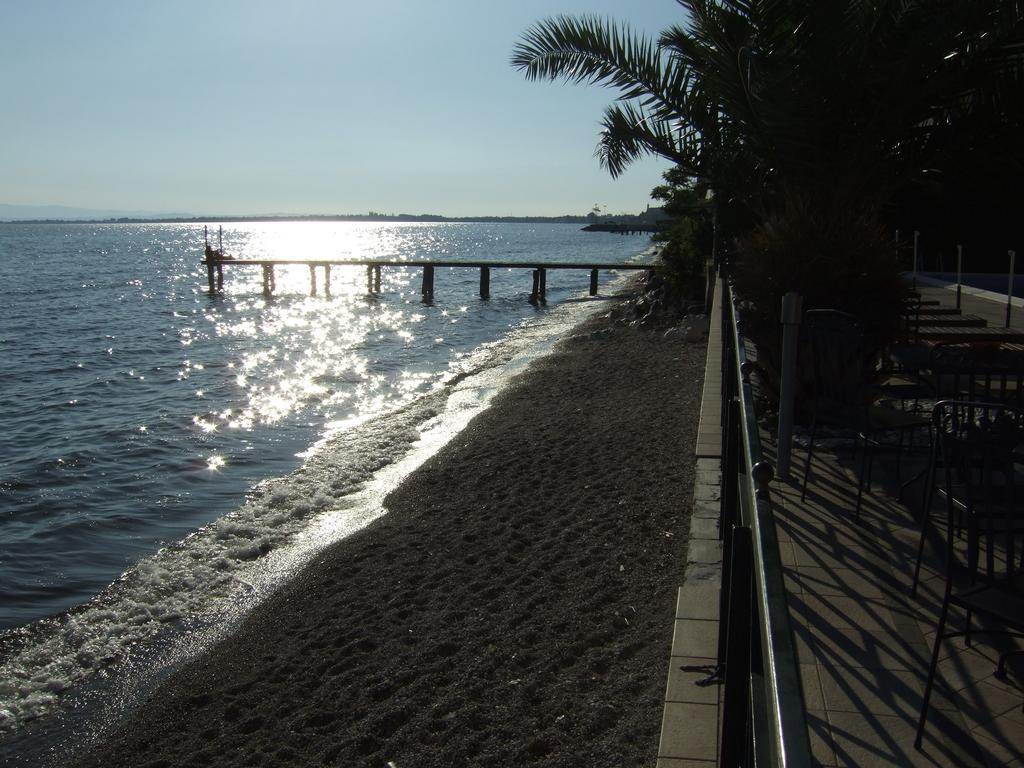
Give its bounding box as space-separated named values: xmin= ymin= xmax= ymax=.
xmin=0 ymin=220 xmax=652 ymax=740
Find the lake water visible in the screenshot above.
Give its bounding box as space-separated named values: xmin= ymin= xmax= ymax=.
xmin=0 ymin=220 xmax=653 ymax=745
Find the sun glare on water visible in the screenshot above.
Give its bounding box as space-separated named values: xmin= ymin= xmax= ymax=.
xmin=191 ymin=223 xmax=453 ymax=440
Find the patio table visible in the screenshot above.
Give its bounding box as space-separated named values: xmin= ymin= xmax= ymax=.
xmin=915 ymin=325 xmax=1024 ymax=343
xmin=908 ymin=313 xmax=986 ymax=328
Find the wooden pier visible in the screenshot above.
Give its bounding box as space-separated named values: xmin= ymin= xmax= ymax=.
xmin=202 ymin=235 xmax=655 ymax=303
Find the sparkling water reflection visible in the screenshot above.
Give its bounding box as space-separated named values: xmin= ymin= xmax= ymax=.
xmin=0 ymin=220 xmax=653 ymax=631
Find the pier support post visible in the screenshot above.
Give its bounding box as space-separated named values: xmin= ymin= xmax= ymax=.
xmin=479 ymin=266 xmax=490 ymax=299
xmin=207 ymin=260 xmax=217 ymax=293
xmin=324 ymin=264 xmax=331 ymax=297
xmin=216 ymin=263 xmax=224 ymax=291
xmin=422 ymin=265 xmax=435 ymax=300
xmin=366 ymin=265 xmax=374 ymax=294
xmin=538 ymin=268 xmax=547 ymax=303
xmin=309 ymin=264 xmax=317 ymax=296
xmin=529 ymin=270 xmax=540 ymax=304
xmin=374 ymin=265 xmax=381 ymax=293
xmin=262 ymin=264 xmax=274 ymax=297
xmin=589 ymin=268 xmax=599 ymax=296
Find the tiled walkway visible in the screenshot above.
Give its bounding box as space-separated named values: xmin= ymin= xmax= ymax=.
xmin=658 ymin=280 xmax=1024 ymax=766
xmin=657 ymin=278 xmax=724 ymax=767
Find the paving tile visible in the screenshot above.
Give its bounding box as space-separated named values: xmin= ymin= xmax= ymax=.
xmin=658 ymin=701 xmax=719 ymax=760
xmin=800 ymin=663 xmax=825 ymax=710
xmin=886 ymin=594 xmax=939 ymax=631
xmin=790 ymin=620 xmax=819 ymax=666
xmin=790 ymin=539 xmax=896 ymax=572
xmin=655 ymin=759 xmax=717 ymax=768
xmin=807 ymin=625 xmax=930 ymax=672
xmin=695 ymin=458 xmax=721 ymax=473
xmin=783 ymin=567 xmax=802 ymax=597
xmin=676 ymin=583 xmax=719 ymax=621
xmin=691 ymin=500 xmax=719 ymax=520
xmin=789 ymin=593 xmax=898 ymax=633
xmin=688 ymin=516 xmax=719 ymax=541
xmin=682 ymin=563 xmax=721 ymax=587
xmin=828 ymin=709 xmax=986 ymax=767
xmin=778 ymin=540 xmax=797 ymax=567
xmin=793 ymin=565 xmax=888 ymax=599
xmin=695 ymin=469 xmax=722 ymax=486
xmin=686 ymin=539 xmax=722 ymax=566
xmin=806 ymin=709 xmax=838 ymax=767
xmin=694 ymin=484 xmax=721 ymax=503
xmin=815 ymin=664 xmax=958 ymax=719
xmin=664 ymin=656 xmax=723 ymax=705
xmin=695 ymin=442 xmax=722 ymax=458
xmin=936 ymin=643 xmax=1024 ymax=694
xmin=971 ymin=705 xmax=1024 ymax=765
xmin=946 ymin=678 xmax=1024 ymax=726
xmin=671 ymin=618 xmax=718 ymax=659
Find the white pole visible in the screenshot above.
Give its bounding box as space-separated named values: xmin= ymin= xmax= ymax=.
xmin=912 ymin=231 xmax=920 ymax=288
xmin=956 ymin=245 xmax=963 ymax=310
xmin=776 ymin=292 xmax=803 ymax=479
xmin=1007 ymin=250 xmax=1016 ymax=328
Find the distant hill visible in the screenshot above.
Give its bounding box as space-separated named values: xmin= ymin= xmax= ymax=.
xmin=0 ymin=205 xmax=668 ymax=226
xmin=0 ymin=204 xmax=194 ymax=221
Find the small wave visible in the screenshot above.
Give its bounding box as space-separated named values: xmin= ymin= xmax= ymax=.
xmin=0 ymin=285 xmax=621 ymax=743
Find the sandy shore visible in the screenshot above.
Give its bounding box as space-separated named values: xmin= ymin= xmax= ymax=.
xmin=71 ymin=296 xmax=706 ymax=768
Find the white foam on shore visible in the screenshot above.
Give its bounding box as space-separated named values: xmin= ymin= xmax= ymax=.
xmin=0 ymin=275 xmax=634 ymax=745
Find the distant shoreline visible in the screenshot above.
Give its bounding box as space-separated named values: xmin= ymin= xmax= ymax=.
xmin=1 ymin=214 xmax=665 ymax=227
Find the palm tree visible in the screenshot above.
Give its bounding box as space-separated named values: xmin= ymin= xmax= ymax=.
xmin=513 ymin=1 xmax=1024 ymax=338
xmin=513 ymin=1 xmax=1024 ymax=230
xmin=510 ymin=12 xmax=718 ymax=195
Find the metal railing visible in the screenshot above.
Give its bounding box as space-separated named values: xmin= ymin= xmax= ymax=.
xmin=717 ymin=278 xmax=813 ymax=767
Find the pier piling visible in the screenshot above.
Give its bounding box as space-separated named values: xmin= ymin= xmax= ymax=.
xmin=422 ymin=265 xmax=435 ymax=300
xmin=479 ymin=266 xmax=490 ymax=299
xmin=262 ymin=264 xmax=275 ymax=297
xmin=364 ymin=264 xmax=383 ymax=294
xmin=200 ymin=253 xmax=653 ymax=303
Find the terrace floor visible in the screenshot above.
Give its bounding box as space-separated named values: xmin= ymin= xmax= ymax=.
xmin=657 ymin=281 xmax=1024 ymax=766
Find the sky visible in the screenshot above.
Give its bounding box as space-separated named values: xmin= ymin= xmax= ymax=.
xmin=1 ymin=1 xmax=687 ymax=218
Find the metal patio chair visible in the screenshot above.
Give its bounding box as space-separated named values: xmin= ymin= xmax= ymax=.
xmin=915 ymin=400 xmax=1024 ymax=749
xmin=800 ymin=309 xmax=931 ymax=520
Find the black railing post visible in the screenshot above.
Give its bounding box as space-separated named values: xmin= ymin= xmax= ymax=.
xmin=720 ymin=525 xmax=754 ymax=768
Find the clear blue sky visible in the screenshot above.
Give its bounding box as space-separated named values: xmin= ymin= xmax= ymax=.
xmin=1 ymin=1 xmax=686 ymax=218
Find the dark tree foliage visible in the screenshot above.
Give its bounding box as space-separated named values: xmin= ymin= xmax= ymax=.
xmin=513 ymin=1 xmax=1024 ymax=349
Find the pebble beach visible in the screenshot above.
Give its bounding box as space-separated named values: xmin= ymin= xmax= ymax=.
xmin=69 ymin=294 xmax=706 ymax=768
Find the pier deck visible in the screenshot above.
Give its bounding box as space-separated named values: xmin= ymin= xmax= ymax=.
xmin=203 ymin=249 xmax=657 ymax=302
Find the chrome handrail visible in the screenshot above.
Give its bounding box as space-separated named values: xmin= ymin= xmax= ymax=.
xmin=719 ymin=278 xmax=812 ymax=767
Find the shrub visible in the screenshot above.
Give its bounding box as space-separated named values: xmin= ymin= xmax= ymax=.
xmin=731 ymin=193 xmax=910 ymax=403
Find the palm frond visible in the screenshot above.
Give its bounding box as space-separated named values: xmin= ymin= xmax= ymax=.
xmin=511 ymin=15 xmax=689 ymax=119
xmin=595 ymin=102 xmax=694 ymax=178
